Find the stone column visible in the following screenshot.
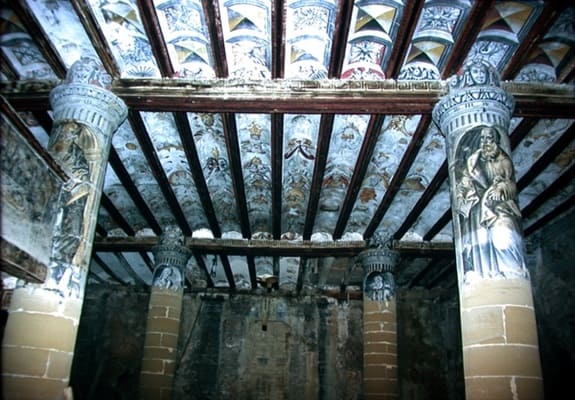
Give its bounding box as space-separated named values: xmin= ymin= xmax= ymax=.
xmin=359 ymin=238 xmax=399 ymax=399
xmin=433 ymin=59 xmax=543 ymax=399
xmin=139 ymin=226 xmax=191 ymax=400
xmin=2 ymin=57 xmax=127 ymax=399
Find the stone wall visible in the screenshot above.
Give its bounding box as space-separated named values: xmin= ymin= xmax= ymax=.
xmin=397 ymin=286 xmax=464 ymax=400
xmin=526 ymin=208 xmax=575 ymax=400
xmin=70 ymin=285 xmax=149 ymax=400
xmin=173 ymin=294 xmax=363 ymax=400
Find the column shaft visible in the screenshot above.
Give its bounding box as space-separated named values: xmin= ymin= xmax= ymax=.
xmin=139 ymin=226 xmax=191 ymax=400
xmin=360 ymin=244 xmax=399 ymax=399
xmin=2 ymin=57 xmax=126 ymax=400
xmin=433 ymin=59 xmax=543 ymax=400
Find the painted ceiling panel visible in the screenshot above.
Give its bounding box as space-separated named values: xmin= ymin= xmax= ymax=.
xmin=0 ymin=7 xmax=56 ymax=79
xmin=218 ymin=0 xmax=271 ymax=78
xmin=348 ymin=115 xmax=422 ymax=234
xmin=87 ymin=0 xmax=160 ymax=77
xmin=154 ymin=0 xmax=215 ymax=78
xmin=2 ymin=0 xmax=574 ymax=295
xmin=282 ymin=114 xmax=321 ymax=236
xmin=25 ymin=0 xmax=98 ymax=68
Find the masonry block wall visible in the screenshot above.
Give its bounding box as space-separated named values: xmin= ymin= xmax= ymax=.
xmin=66 ymin=204 xmax=575 ymax=400
xmin=70 ymin=285 xmax=148 ymax=399
xmin=526 ymin=208 xmax=575 ymax=400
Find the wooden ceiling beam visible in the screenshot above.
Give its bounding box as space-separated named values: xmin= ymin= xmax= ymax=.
xmin=303 ymin=114 xmax=335 ymax=240
xmin=441 ymin=0 xmax=496 ymax=79
xmin=385 ymin=0 xmax=425 ymax=79
xmin=201 ymin=0 xmax=228 ymax=77
xmin=517 ymin=122 xmax=575 ymax=192
xmin=11 ymin=2 xmax=67 ymax=79
xmin=271 ymin=113 xmax=284 ymax=239
xmin=100 ymin=193 xmax=135 ymax=236
xmin=128 ymin=110 xmax=192 ymax=235
xmin=522 ymin=162 xmax=575 ymax=221
xmin=394 ymin=161 xmax=448 ymax=241
xmin=137 ymin=0 xmax=175 ymax=77
xmin=328 ymin=0 xmax=354 ymax=78
xmin=173 ymin=112 xmax=222 ymax=237
xmin=72 ymin=0 xmax=120 ymax=77
xmin=4 ymin=79 xmax=574 ymax=118
xmin=364 ymin=115 xmax=432 ymax=239
xmin=222 ymin=113 xmax=251 ymax=238
xmin=333 ymin=115 xmax=385 ymax=239
xmin=524 ymin=193 xmax=575 ymax=236
xmin=107 ymin=148 xmax=163 ymax=235
xmin=271 ymin=0 xmax=286 ymax=79
xmin=501 ymin=3 xmax=564 ymax=81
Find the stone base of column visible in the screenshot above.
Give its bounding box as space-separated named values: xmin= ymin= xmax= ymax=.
xmin=139 ymin=288 xmax=183 ymax=400
xmin=2 ymin=288 xmax=81 ymax=400
xmin=363 ymin=299 xmax=398 ymax=399
xmin=461 ymin=278 xmax=543 ymax=400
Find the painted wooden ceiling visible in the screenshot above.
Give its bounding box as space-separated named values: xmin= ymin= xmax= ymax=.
xmin=2 ymin=0 xmax=574 ymax=295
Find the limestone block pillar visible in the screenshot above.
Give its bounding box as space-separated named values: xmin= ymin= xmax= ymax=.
xmin=139 ymin=226 xmax=191 ymax=400
xmin=433 ymin=59 xmax=543 ymax=399
xmin=2 ymin=57 xmax=127 ymax=400
xmin=359 ymin=239 xmax=399 ymax=399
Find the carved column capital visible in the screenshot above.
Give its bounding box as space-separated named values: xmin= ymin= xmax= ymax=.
xmin=152 ymin=226 xmax=192 ymax=290
xmin=50 ymin=57 xmax=127 ymax=141
xmin=433 ymin=58 xmax=514 ymax=142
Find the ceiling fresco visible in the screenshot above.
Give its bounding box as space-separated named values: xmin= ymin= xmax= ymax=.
xmin=1 ymin=0 xmax=574 ymax=294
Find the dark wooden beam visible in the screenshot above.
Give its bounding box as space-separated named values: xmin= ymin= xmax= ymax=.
xmin=271 ymin=0 xmax=286 ymax=79
xmin=222 ymin=113 xmax=251 ymax=238
xmin=72 ymin=0 xmax=120 ymax=77
xmin=4 ymin=79 xmax=574 ymax=118
xmin=115 ymin=252 xmax=147 ymax=286
xmin=100 ymin=193 xmax=135 ymax=236
xmin=128 ymin=110 xmax=192 ymax=235
xmin=364 ymin=115 xmax=432 ymax=238
xmin=173 ymin=112 xmax=221 ymax=237
xmin=201 ymin=0 xmax=228 ymax=77
xmin=328 ymin=0 xmax=354 ymax=78
xmin=247 ymin=255 xmax=258 ymax=290
xmin=219 ymin=255 xmax=236 ymax=289
xmin=333 ymin=115 xmax=385 ymax=239
xmin=517 ymin=123 xmax=575 ymax=192
xmin=501 ymin=3 xmax=563 ymax=81
xmin=524 ymin=193 xmax=575 ymax=236
xmin=303 ymin=114 xmax=334 ymax=240
xmin=96 ymin=223 xmax=108 ymax=238
xmin=394 ymin=161 xmax=448 ymax=240
xmin=94 ymin=237 xmax=367 ymax=257
xmin=0 ymin=52 xmax=18 ymax=80
xmin=423 ymin=208 xmax=451 ymax=242
xmin=522 ymin=162 xmax=575 ymax=220
xmin=107 ymin=148 xmax=162 ymax=235
xmin=137 ymin=0 xmax=175 ymax=77
xmin=0 ymin=97 xmax=67 ymax=181
xmin=194 ymin=253 xmax=215 ymax=288
xmin=11 ymin=1 xmax=67 ymax=79
xmin=385 ymin=0 xmax=425 ymax=79
xmin=92 ymin=253 xmax=127 ymax=285
xmin=271 ymin=113 xmax=284 ymax=239
xmin=441 ymin=0 xmax=496 ymax=78
xmin=0 ymin=239 xmax=47 ymax=283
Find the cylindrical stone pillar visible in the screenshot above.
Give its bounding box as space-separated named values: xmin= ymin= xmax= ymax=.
xmin=433 ymin=59 xmax=543 ymax=399
xmin=139 ymin=226 xmax=191 ymax=400
xmin=359 ymin=239 xmax=399 ymax=399
xmin=1 ymin=57 xmax=127 ymax=400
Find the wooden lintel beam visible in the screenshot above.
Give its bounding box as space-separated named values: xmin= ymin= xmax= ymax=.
xmin=3 ymin=79 xmax=572 ymax=118
xmin=93 ymin=237 xmax=453 ymax=257
xmin=1 ymin=239 xmax=48 ymax=283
